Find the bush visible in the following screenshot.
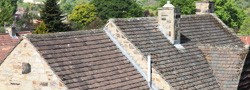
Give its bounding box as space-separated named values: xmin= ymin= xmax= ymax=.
xmin=34 ymin=22 xmax=49 ymax=34
xmin=0 ymin=27 xmax=5 ymax=33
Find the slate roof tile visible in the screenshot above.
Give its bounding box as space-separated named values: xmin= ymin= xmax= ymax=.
xmin=28 ymin=30 xmax=149 ymax=90
xmin=112 ymin=14 xmax=245 ymax=90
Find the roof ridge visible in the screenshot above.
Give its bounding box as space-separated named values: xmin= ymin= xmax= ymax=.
xmin=27 ymin=29 xmax=103 ymax=38
xmin=109 ymin=14 xmax=212 ymax=21
xmin=109 ymin=17 xmax=156 ymax=21
xmin=181 ymin=14 xmax=211 ymax=18
xmin=197 ymin=43 xmax=246 ymax=50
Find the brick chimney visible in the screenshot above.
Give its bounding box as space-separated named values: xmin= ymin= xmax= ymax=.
xmin=196 ymin=0 xmax=215 ymax=14
xmin=158 ymin=1 xmax=181 ymax=44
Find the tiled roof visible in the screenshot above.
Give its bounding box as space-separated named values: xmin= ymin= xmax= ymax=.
xmin=27 ymin=30 xmax=149 ymax=90
xmin=240 ymin=36 xmax=250 ymax=45
xmin=198 ymin=45 xmax=247 ymax=89
xmin=0 ymin=31 xmax=31 ymax=64
xmin=0 ymin=34 xmax=20 ymax=64
xmin=112 ymin=14 xmax=245 ymax=89
xmin=239 ymin=50 xmax=250 ymax=90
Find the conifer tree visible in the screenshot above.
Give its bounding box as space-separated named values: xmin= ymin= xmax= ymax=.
xmin=40 ymin=0 xmax=70 ymax=32
xmin=0 ymin=0 xmax=18 ymax=25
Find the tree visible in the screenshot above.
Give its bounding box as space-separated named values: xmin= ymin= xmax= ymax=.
xmin=40 ymin=0 xmax=70 ymax=32
xmin=238 ymin=17 xmax=250 ymax=36
xmin=60 ymin=0 xmax=90 ymax=14
xmin=69 ymin=3 xmax=97 ymax=26
xmin=213 ymin=0 xmax=246 ymax=29
xmin=91 ymin=0 xmax=144 ymax=20
xmin=16 ymin=7 xmax=33 ymax=31
xmin=160 ymin=0 xmax=199 ymax=15
xmin=0 ymin=0 xmax=18 ymax=25
xmin=34 ymin=22 xmax=49 ymax=34
xmin=159 ymin=0 xmax=246 ymax=30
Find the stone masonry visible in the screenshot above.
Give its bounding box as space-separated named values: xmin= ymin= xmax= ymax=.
xmin=0 ymin=38 xmax=67 ymax=90
xmin=106 ymin=22 xmax=173 ymax=90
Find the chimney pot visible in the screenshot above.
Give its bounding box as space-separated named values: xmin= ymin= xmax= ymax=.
xmin=167 ymin=1 xmax=170 ymax=4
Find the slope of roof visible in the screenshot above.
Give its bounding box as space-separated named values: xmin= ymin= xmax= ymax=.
xmin=238 ymin=49 xmax=250 ymax=90
xmin=0 ymin=34 xmax=20 ymax=64
xmin=198 ymin=44 xmax=247 ymax=89
xmin=0 ymin=31 xmax=31 ymax=64
xmin=27 ymin=30 xmax=149 ymax=90
xmin=112 ymin=14 xmax=245 ymax=90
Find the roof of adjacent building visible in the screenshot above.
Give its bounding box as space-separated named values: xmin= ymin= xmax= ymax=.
xmin=0 ymin=34 xmax=20 ymax=64
xmin=27 ymin=30 xmax=149 ymax=90
xmin=238 ymin=48 xmax=250 ymax=90
xmin=111 ymin=14 xmax=246 ymax=90
xmin=198 ymin=44 xmax=247 ymax=89
xmin=0 ymin=31 xmax=31 ymax=64
xmin=240 ymin=36 xmax=250 ymax=45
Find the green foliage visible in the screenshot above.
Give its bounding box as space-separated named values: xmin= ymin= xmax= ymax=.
xmin=213 ymin=0 xmax=246 ymax=29
xmin=236 ymin=0 xmax=250 ymax=9
xmin=160 ymin=0 xmax=199 ymax=15
xmin=60 ymin=0 xmax=77 ymax=14
xmin=91 ymin=0 xmax=144 ymax=20
xmin=69 ymin=3 xmax=97 ymax=26
xmin=40 ymin=0 xmax=70 ymax=32
xmin=60 ymin=0 xmax=90 ymax=14
xmin=0 ymin=27 xmax=5 ymax=33
xmin=70 ymin=22 xmax=86 ymax=30
xmin=34 ymin=22 xmax=49 ymax=34
xmin=238 ymin=16 xmax=250 ymax=36
xmin=0 ymin=0 xmax=18 ymax=25
xmin=16 ymin=8 xmax=37 ymax=31
xmin=87 ymin=17 xmax=105 ymax=29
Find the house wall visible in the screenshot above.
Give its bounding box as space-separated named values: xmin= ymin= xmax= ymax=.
xmin=106 ymin=22 xmax=172 ymax=90
xmin=0 ymin=39 xmax=67 ymax=90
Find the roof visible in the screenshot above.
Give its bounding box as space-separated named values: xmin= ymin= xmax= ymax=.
xmin=198 ymin=44 xmax=247 ymax=89
xmin=0 ymin=31 xmax=31 ymax=64
xmin=0 ymin=34 xmax=20 ymax=64
xmin=240 ymin=36 xmax=250 ymax=45
xmin=111 ymin=14 xmax=246 ymax=90
xmin=27 ymin=30 xmax=149 ymax=90
xmin=238 ymin=49 xmax=250 ymax=90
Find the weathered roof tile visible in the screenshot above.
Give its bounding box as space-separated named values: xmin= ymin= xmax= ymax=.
xmin=28 ymin=30 xmax=149 ymax=90
xmin=112 ymin=14 xmax=245 ymax=90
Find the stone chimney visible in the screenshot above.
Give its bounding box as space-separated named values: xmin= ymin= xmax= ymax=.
xmin=158 ymin=1 xmax=181 ymax=44
xmin=196 ymin=0 xmax=215 ymax=14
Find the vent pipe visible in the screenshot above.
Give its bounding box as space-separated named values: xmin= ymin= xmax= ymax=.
xmin=147 ymin=55 xmax=152 ymax=88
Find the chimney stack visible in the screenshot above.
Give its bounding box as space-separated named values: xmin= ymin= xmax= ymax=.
xmin=196 ymin=0 xmax=215 ymax=14
xmin=158 ymin=1 xmax=181 ymax=44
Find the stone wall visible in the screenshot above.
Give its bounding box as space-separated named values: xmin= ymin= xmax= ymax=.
xmin=0 ymin=39 xmax=67 ymax=90
xmin=106 ymin=22 xmax=172 ymax=90
xmin=196 ymin=2 xmax=209 ymax=14
xmin=158 ymin=6 xmax=175 ymax=43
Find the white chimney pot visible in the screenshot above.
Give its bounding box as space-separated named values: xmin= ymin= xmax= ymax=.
xmin=163 ymin=1 xmax=174 ymax=8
